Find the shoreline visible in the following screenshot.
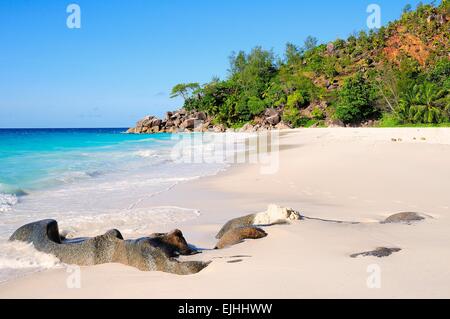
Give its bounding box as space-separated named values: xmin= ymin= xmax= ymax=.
xmin=1 ymin=128 xmax=450 ymax=298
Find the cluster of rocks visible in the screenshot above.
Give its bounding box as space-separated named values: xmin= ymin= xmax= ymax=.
xmin=213 ymin=204 xmax=302 ymax=249
xmin=8 ymin=208 xmax=427 ymax=275
xmin=127 ymin=108 xmax=293 ymax=134
xmin=426 ymin=12 xmax=448 ymax=25
xmin=360 ymin=119 xmax=379 ymax=127
xmin=239 ymin=108 xmax=292 ymax=133
xmin=127 ymin=110 xmax=217 ymax=134
xmin=8 ymin=205 xmax=301 ymax=275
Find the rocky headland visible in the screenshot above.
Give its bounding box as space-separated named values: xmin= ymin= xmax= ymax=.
xmin=127 ymin=108 xmax=295 ymax=134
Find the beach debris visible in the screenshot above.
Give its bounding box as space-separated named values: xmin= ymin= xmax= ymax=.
xmin=350 ymin=247 xmax=401 ymax=258
xmin=9 ymin=219 xmax=210 ymax=275
xmin=215 ymin=227 xmax=267 ymax=249
xmin=215 ymin=204 xmax=302 ymax=239
xmin=382 ymin=212 xmax=425 ymax=224
xmin=227 ymin=259 xmax=243 ymax=264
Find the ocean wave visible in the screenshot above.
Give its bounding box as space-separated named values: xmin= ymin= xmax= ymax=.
xmin=0 ymin=205 xmax=201 ymax=282
xmin=0 ymin=183 xmax=28 ymax=196
xmin=0 ymin=132 xmax=236 ymax=283
xmin=58 ymin=206 xmax=201 ymax=238
xmin=85 ymin=170 xmax=103 ymax=178
xmin=0 ymin=193 xmax=19 ymax=213
xmin=52 ymin=169 xmax=105 ymax=184
xmin=0 ymin=241 xmax=62 ymax=283
xmin=134 ymin=150 xmax=158 ymax=158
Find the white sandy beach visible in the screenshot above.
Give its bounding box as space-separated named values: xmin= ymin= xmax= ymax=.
xmin=1 ymin=128 xmax=450 ymax=299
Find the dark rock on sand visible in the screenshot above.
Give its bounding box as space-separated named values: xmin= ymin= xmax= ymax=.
xmin=382 ymin=212 xmax=425 ymax=224
xmin=215 ymin=205 xmax=302 ymax=239
xmin=216 ymin=214 xmax=256 ymax=240
xmin=350 ymin=247 xmax=402 ymax=258
xmin=148 ymin=229 xmax=197 ymax=257
xmin=215 ymin=227 xmax=267 ymax=249
xmin=9 ymin=219 xmax=209 ymax=275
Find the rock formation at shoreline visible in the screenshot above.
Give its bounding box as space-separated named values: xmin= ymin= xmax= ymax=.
xmin=9 ymin=206 xmax=425 ymax=278
xmin=382 ymin=212 xmax=426 ymax=224
xmin=216 ymin=204 xmax=302 ymax=239
xmin=215 ymin=227 xmax=267 ymax=249
xmin=147 ymin=229 xmax=196 ymax=257
xmin=127 ymin=108 xmax=293 ymax=134
xmin=9 ymin=219 xmax=209 ymax=275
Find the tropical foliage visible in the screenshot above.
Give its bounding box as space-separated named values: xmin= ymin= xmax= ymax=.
xmin=172 ymin=1 xmax=450 ymax=127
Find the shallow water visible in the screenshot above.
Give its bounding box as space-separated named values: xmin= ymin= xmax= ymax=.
xmin=0 ymin=128 xmax=235 ymax=283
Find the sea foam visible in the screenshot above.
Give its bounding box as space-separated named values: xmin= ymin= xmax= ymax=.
xmin=0 ymin=241 xmax=62 ymax=283
xmin=0 ymin=193 xmax=18 ymax=213
xmin=0 ymin=130 xmax=239 ymax=283
xmin=58 ymin=206 xmax=201 ymax=238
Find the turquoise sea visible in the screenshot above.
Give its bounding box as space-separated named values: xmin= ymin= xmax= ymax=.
xmin=0 ymin=128 xmax=174 ymax=196
xmin=0 ymin=128 xmax=229 ymax=282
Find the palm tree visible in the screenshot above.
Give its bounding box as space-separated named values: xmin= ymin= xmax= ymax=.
xmin=401 ymin=82 xmax=448 ymax=124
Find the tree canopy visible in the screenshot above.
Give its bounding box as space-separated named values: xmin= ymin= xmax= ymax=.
xmin=171 ymin=2 xmax=449 ymax=127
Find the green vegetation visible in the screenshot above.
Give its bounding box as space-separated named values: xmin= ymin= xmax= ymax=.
xmin=172 ymin=1 xmax=450 ymax=128
xmin=335 ymin=73 xmax=378 ymax=124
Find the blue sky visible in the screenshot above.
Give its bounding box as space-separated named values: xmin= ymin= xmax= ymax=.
xmin=0 ymin=0 xmax=435 ymax=128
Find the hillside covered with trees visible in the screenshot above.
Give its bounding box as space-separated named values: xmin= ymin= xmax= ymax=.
xmin=170 ymin=1 xmax=449 ymax=128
